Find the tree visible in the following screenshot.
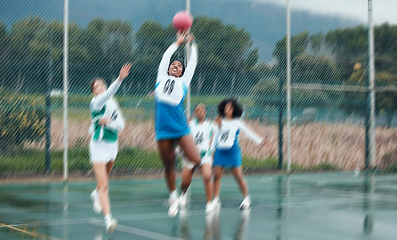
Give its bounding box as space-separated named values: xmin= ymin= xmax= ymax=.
xmin=131 ymin=21 xmax=173 ymax=95
xmin=376 ymin=71 xmax=397 ymax=127
xmin=0 ymin=88 xmax=45 ymax=152
xmin=81 ymin=18 xmax=134 ymax=93
xmin=191 ymin=16 xmax=258 ymax=95
xmin=291 ymin=53 xmax=341 ymax=85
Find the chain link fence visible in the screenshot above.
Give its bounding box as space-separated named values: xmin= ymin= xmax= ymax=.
xmin=0 ymin=0 xmax=396 ymax=179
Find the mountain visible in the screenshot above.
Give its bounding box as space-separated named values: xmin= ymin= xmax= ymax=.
xmin=0 ymin=0 xmax=359 ymax=61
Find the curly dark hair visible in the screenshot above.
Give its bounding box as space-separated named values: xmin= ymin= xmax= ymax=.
xmin=218 ymin=98 xmax=243 ymax=118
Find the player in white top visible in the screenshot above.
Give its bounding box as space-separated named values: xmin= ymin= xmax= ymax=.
xmin=89 ymin=63 xmax=131 ymax=233
xmin=208 ymin=99 xmax=266 ymax=210
xmin=179 ymin=103 xmax=218 ymax=213
xmin=154 ymin=31 xmax=201 ymax=217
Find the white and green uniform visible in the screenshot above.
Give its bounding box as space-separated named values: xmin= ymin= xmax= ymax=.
xmin=182 ymin=119 xmax=217 ymax=169
xmin=89 ymin=78 xmax=125 ymax=163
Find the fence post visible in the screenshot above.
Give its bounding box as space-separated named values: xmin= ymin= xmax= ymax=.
xmin=365 ymin=0 xmax=376 ymax=170
xmin=45 ymin=28 xmax=53 ymax=174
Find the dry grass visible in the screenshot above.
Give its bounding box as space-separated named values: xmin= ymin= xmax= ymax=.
xmin=45 ymin=118 xmax=397 ymax=171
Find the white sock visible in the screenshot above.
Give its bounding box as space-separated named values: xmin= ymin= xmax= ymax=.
xmin=104 ymin=214 xmax=112 ymax=221
xmin=170 ymin=190 xmax=178 ymax=198
xmin=213 ymin=196 xmax=220 ymax=202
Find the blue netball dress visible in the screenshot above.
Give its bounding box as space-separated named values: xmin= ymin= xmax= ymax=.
xmin=154 ymin=42 xmax=198 ymax=140
xmin=211 ymin=119 xmax=262 ymax=167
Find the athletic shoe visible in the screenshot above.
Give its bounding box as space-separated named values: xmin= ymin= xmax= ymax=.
xmin=205 ymin=202 xmax=215 ymax=214
xmin=168 ymin=194 xmax=179 ymax=217
xmin=239 ymin=196 xmax=251 ymax=210
xmin=212 ymin=198 xmax=221 ymax=210
xmin=105 ymin=217 xmax=118 ymax=233
xmin=90 ymin=190 xmax=102 ymax=214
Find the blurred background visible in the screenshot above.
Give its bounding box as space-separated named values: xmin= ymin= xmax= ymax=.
xmin=0 ymin=0 xmax=396 ymax=180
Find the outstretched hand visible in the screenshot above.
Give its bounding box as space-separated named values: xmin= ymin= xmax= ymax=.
xmin=186 ymin=33 xmax=195 ymax=43
xmin=176 ymin=31 xmax=195 ymax=45
xmin=119 ymin=63 xmax=132 ymax=81
xmin=176 ymin=31 xmax=188 ymax=45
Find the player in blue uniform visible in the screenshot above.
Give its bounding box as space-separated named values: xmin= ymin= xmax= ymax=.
xmin=209 ymin=99 xmax=266 ymax=210
xmin=154 ymin=31 xmax=201 ymax=217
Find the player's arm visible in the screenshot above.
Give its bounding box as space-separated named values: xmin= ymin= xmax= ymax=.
xmin=208 ymin=129 xmax=220 ymax=155
xmin=106 ymin=105 xmax=125 ymax=131
xmin=156 ymin=31 xmax=186 ymax=83
xmin=238 ymin=120 xmax=263 ymax=145
xmin=183 ymin=34 xmax=198 ymax=86
xmin=91 ymin=63 xmax=131 ymax=111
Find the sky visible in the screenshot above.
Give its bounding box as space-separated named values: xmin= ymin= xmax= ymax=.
xmin=262 ymin=0 xmax=397 ymax=25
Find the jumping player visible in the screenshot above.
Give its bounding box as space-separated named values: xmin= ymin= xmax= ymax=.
xmin=154 ymin=31 xmax=201 ymax=217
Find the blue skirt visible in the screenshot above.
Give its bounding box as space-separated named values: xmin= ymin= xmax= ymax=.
xmin=213 ymin=143 xmax=242 ymax=168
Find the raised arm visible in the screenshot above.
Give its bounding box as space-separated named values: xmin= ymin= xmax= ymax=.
xmin=91 ymin=79 xmax=122 ymax=111
xmin=182 ymin=42 xmax=198 ymax=86
xmin=91 ymin=63 xmax=131 ymax=110
xmin=156 ymin=44 xmax=179 ymax=82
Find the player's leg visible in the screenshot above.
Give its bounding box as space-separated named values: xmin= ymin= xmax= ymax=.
xmin=92 ymin=162 xmax=117 ymax=232
xmin=180 ymin=166 xmax=195 ymax=208
xmin=231 ymin=167 xmax=251 ymax=210
xmin=157 ymin=139 xmax=177 ymax=192
xmin=106 ymin=160 xmax=115 ymax=175
xmin=212 ymin=166 xmax=224 ymax=209
xmin=180 ymin=167 xmax=195 ymax=194
xmin=201 ymin=162 xmax=214 ymax=212
xmin=92 ymin=163 xmax=111 ymax=215
xmin=157 ymin=139 xmax=179 ymax=216
xmin=92 ymin=160 xmax=115 ymax=208
xmin=177 ymin=135 xmax=201 ymax=165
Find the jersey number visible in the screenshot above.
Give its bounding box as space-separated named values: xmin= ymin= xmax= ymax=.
xmin=195 ymin=132 xmax=204 ymax=145
xmin=163 ymin=79 xmax=175 ymax=95
xmin=220 ymin=130 xmax=229 ymax=142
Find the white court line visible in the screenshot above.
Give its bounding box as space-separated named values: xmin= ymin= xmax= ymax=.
xmin=321 ymin=188 xmax=397 ymax=203
xmin=89 ymin=218 xmax=184 ymax=240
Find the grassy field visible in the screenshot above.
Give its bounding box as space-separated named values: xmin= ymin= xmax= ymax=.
xmin=0 ymin=147 xmax=282 ymax=177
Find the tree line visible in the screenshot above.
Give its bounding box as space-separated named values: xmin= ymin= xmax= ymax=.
xmin=0 ymin=16 xmax=259 ymax=96
xmin=0 ymin=16 xmax=396 ymax=124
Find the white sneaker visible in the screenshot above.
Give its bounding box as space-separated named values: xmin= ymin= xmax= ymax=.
xmin=179 ymin=193 xmax=188 ymax=209
xmin=239 ymin=196 xmax=251 ymax=210
xmin=90 ymin=190 xmax=102 ymax=214
xmin=212 ymin=198 xmax=221 ymax=210
xmin=168 ymin=194 xmax=179 ymax=217
xmin=205 ymin=202 xmax=215 ymax=214
xmin=105 ymin=217 xmax=118 ymax=233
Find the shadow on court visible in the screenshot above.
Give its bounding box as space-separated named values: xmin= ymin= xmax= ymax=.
xmin=0 ymin=173 xmax=397 ymax=240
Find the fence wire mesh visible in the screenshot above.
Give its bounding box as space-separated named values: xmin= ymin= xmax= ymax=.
xmin=0 ymin=0 xmax=396 ymax=179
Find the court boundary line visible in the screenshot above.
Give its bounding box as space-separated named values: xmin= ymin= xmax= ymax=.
xmin=89 ymin=218 xmax=184 ymax=240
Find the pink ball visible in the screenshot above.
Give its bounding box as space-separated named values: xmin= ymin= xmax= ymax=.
xmin=172 ymin=11 xmax=193 ymax=31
